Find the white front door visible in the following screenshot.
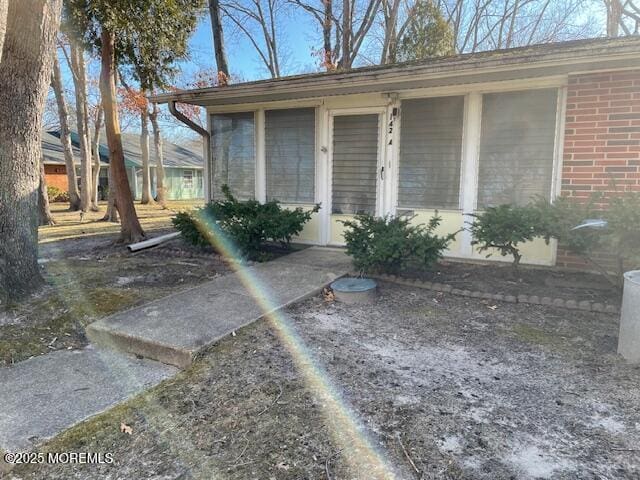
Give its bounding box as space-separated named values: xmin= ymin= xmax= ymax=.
xmin=327 ymin=109 xmax=386 ymax=245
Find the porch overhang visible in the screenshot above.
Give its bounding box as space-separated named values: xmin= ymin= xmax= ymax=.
xmin=150 ymin=37 xmax=640 ymax=107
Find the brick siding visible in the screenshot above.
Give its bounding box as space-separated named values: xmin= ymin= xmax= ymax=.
xmin=558 ymin=70 xmax=640 ymax=269
xmin=44 ymin=164 xmax=70 ymax=192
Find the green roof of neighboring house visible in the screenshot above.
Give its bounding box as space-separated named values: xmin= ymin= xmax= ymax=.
xmin=45 ymin=130 xmax=203 ymax=170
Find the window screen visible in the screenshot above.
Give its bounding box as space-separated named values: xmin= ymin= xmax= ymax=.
xmin=399 ymin=96 xmax=464 ymax=209
xmin=331 ymin=114 xmax=379 ymax=215
xmin=478 ymin=89 xmax=558 ymax=207
xmin=211 ymin=112 xmax=255 ymax=200
xmin=265 ymin=108 xmax=315 ymax=203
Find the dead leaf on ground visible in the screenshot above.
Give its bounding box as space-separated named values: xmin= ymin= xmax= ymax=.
xmin=120 ymin=422 xmax=133 ymax=435
xmin=322 ymin=287 xmax=335 ymax=302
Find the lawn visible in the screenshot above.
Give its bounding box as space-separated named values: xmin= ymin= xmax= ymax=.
xmin=39 ymin=200 xmax=203 ymax=243
xmin=10 ymin=281 xmax=639 ymax=479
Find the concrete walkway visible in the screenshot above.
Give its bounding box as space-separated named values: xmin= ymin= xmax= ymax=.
xmin=0 ymin=247 xmax=350 ymax=455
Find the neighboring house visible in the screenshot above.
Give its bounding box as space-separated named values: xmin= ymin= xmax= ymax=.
xmin=42 ymin=131 xmax=108 ymax=193
xmin=42 ymin=131 xmax=204 ymax=201
xmin=152 ymin=36 xmax=640 ymax=267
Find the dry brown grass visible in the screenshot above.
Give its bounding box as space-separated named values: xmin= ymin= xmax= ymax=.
xmin=39 ymin=200 xmax=203 ymax=243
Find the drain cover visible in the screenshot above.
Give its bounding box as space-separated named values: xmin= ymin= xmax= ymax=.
xmin=330 ymin=277 xmax=378 ymax=304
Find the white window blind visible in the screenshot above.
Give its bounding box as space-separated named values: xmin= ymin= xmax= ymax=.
xmin=478 ymin=89 xmax=558 ymax=207
xmin=265 ymin=108 xmax=315 ymax=203
xmin=211 ymin=112 xmax=255 ymax=200
xmin=399 ymin=96 xmax=464 ymax=209
xmin=331 ymin=114 xmax=379 ymax=215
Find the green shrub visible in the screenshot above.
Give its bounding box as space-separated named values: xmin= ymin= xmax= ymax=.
xmin=47 ymin=186 xmax=69 ymax=203
xmin=172 ymin=185 xmax=320 ymax=260
xmin=469 ymin=204 xmax=544 ymax=268
xmin=534 ymin=192 xmax=640 ymax=283
xmin=340 ymin=213 xmax=457 ymax=274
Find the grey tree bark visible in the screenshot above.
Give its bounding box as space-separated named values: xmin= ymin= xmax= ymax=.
xmin=140 ymin=96 xmax=153 ymax=204
xmin=0 ymin=0 xmax=62 ymax=302
xmin=51 ymin=52 xmax=81 ymax=210
xmin=149 ymin=102 xmax=167 ymax=208
xmin=0 ymin=0 xmax=7 ymax=63
xmin=38 ymin=158 xmax=55 ymax=226
xmin=91 ymin=105 xmax=103 ymax=205
xmin=69 ymin=41 xmax=94 ymax=212
xmin=101 ymin=165 xmax=119 ymax=222
xmin=209 ymin=0 xmax=230 ymax=81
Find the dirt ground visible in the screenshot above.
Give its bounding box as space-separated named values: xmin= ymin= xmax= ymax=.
xmin=0 ymin=233 xmax=228 ymax=367
xmin=9 ymin=282 xmax=639 ymax=480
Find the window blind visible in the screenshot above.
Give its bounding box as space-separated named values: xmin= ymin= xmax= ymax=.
xmin=399 ymin=96 xmax=464 ymax=209
xmin=211 ymin=112 xmax=255 ymax=200
xmin=478 ymin=89 xmax=558 ymax=207
xmin=331 ymin=114 xmax=379 ymax=215
xmin=265 ymin=108 xmax=315 ymax=203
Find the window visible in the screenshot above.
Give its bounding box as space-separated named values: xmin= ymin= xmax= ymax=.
xmin=477 ymin=89 xmax=558 ymax=207
xmin=265 ymin=108 xmax=315 ymax=203
xmin=332 ymin=114 xmax=379 ymax=215
xmin=182 ymin=170 xmax=194 ymax=189
xmin=399 ymin=96 xmax=464 ymax=209
xmin=211 ymin=112 xmax=255 ymax=200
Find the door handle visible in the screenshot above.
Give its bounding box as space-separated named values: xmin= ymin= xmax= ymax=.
xmin=380 ymin=166 xmax=385 ymax=180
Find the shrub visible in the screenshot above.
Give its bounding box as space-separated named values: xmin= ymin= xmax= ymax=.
xmin=340 ymin=213 xmax=457 ymax=274
xmin=469 ymin=204 xmax=544 ymax=268
xmin=172 ymin=185 xmax=320 ymax=260
xmin=47 ymin=185 xmax=69 ymax=203
xmin=606 ymin=192 xmax=640 ymax=271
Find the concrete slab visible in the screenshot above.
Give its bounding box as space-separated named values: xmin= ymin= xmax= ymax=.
xmin=0 ymin=346 xmax=176 ymax=452
xmin=87 ymin=247 xmax=351 ymax=368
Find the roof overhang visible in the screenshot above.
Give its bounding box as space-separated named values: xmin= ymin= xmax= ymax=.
xmin=150 ymin=37 xmax=640 ymax=107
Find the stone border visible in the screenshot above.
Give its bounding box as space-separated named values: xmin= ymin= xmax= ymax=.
xmin=367 ymin=273 xmax=620 ymax=314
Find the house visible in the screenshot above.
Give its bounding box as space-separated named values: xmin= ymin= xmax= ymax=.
xmin=41 ymin=131 xmax=108 ymax=193
xmin=42 ymin=131 xmax=204 ymax=201
xmin=152 ymin=36 xmax=640 ymax=267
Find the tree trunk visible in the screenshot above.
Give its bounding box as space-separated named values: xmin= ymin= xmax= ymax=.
xmin=101 ymin=165 xmax=119 ymax=222
xmin=91 ymin=105 xmax=103 ymax=206
xmin=0 ymin=0 xmax=62 ymax=302
xmin=208 ymin=0 xmax=229 ymax=80
xmin=322 ymin=0 xmax=333 ymax=69
xmin=0 ymin=0 xmax=8 ymax=63
xmin=70 ymin=41 xmax=94 ymax=212
xmin=150 ymin=102 xmax=167 ymax=208
xmin=51 ymin=52 xmax=81 ymax=210
xmin=340 ymin=0 xmax=351 ymax=68
xmin=606 ymin=0 xmax=623 ymax=37
xmin=38 ymin=158 xmax=55 ymax=226
xmin=140 ymin=98 xmax=153 ymax=204
xmin=99 ymin=28 xmax=144 ymax=243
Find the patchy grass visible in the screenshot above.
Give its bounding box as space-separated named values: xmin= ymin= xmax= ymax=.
xmin=12 ymin=283 xmax=640 ymax=479
xmin=39 ymin=200 xmax=202 ymax=243
xmin=0 ymin=243 xmax=228 ymax=367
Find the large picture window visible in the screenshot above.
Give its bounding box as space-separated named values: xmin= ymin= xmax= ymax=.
xmin=211 ymin=112 xmax=255 ymax=200
xmin=398 ymin=96 xmax=464 ymax=209
xmin=265 ymin=108 xmax=315 ymax=203
xmin=478 ymin=89 xmax=558 ymax=207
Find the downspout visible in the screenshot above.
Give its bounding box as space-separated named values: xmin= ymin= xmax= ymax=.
xmin=167 ymin=100 xmax=212 ymax=201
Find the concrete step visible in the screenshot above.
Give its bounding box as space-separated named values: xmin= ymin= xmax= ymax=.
xmin=0 ymin=346 xmax=177 ymax=454
xmin=86 ymin=247 xmax=351 ymax=368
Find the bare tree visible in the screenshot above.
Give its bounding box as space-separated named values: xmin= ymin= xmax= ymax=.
xmin=51 ymin=51 xmax=82 ymax=210
xmin=0 ymin=0 xmax=62 ymax=301
xmin=91 ymin=105 xmax=103 ymax=206
xmin=603 ymin=0 xmax=640 ymax=36
xmin=150 ymin=102 xmax=167 ymax=208
xmin=222 ymin=0 xmax=284 ymax=77
xmin=38 ymin=158 xmax=56 ymax=226
xmin=139 ymin=89 xmax=154 ymax=204
xmin=68 ymin=41 xmax=97 ymax=211
xmin=209 ymin=0 xmax=231 ymax=82
xmin=289 ymin=0 xmax=338 ymax=69
xmin=0 ymin=0 xmax=7 ymax=63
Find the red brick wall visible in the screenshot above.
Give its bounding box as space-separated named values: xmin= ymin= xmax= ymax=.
xmin=44 ymin=164 xmax=69 ymax=192
xmin=558 ymin=70 xmax=640 ymax=269
xmin=563 ymin=70 xmax=640 ymax=200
